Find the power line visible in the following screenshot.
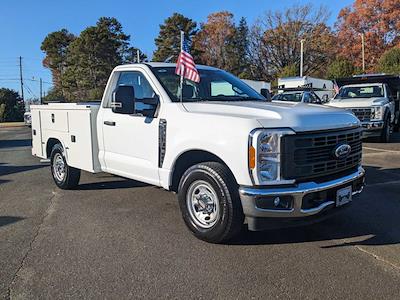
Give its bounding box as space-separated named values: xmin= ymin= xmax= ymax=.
xmin=25 ymin=83 xmax=37 ymax=99
xmin=0 ymin=77 xmax=52 ymax=84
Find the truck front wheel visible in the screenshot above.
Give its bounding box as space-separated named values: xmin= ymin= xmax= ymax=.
xmin=50 ymin=143 xmax=81 ymax=189
xmin=380 ymin=115 xmax=391 ymax=143
xmin=178 ymin=162 xmax=244 ymax=243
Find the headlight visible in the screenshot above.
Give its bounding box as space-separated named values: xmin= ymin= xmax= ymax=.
xmin=248 ymin=129 xmax=295 ymax=185
xmin=371 ymin=106 xmax=383 ymax=120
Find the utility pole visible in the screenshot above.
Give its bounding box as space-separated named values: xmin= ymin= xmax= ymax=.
xmin=361 ymin=33 xmax=365 ymax=73
xmin=300 ymin=39 xmax=305 ymax=77
xmin=136 ymin=49 xmax=140 ymax=63
xmin=39 ymin=78 xmax=43 ymax=104
xmin=19 ymin=56 xmax=24 ymax=100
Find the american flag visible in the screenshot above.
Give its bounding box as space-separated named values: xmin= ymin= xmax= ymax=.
xmin=175 ymin=35 xmax=200 ymax=83
xmin=333 ymin=81 xmax=340 ymax=95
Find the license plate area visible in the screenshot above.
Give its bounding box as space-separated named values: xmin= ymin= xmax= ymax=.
xmin=336 ymin=186 xmax=352 ymax=207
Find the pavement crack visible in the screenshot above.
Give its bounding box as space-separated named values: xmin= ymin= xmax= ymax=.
xmin=6 ymin=191 xmax=58 ymax=300
xmin=354 ymin=245 xmax=400 ymax=272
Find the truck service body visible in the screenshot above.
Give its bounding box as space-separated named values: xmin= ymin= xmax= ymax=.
xmin=31 ymin=63 xmax=365 ymax=243
xmin=278 ymin=76 xmax=335 ymax=100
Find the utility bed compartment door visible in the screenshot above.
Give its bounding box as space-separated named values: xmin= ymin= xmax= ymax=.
xmin=41 ymin=110 xmax=69 ymax=132
xmin=67 ymin=110 xmax=96 ymax=172
xmin=31 ymin=109 xmax=43 ymax=157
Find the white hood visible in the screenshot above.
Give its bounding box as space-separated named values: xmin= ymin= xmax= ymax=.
xmin=328 ymin=97 xmax=388 ymax=108
xmin=183 ymin=101 xmax=360 ymax=132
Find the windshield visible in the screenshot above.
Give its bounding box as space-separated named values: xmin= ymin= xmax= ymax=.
xmin=273 ymin=92 xmax=303 ymax=102
xmin=151 ymin=67 xmax=265 ymax=102
xmin=335 ymin=85 xmax=384 ymax=99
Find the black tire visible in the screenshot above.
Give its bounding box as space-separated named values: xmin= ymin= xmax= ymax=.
xmin=50 ymin=143 xmax=81 ymax=189
xmin=379 ymin=115 xmax=391 ymax=143
xmin=178 ymin=162 xmax=244 ymax=243
xmin=394 ymin=113 xmax=400 ymax=132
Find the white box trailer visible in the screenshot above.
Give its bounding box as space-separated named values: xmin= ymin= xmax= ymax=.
xmin=242 ymin=79 xmax=271 ymax=93
xmin=30 ymin=102 xmax=101 ymax=173
xmin=278 ymin=76 xmax=334 ymax=99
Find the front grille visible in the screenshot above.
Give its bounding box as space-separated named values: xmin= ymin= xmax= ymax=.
xmin=351 ymin=108 xmax=372 ymax=122
xmin=281 ymin=127 xmax=362 ymax=182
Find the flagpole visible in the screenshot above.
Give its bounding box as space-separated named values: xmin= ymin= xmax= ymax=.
xmin=180 ymin=30 xmax=184 ymax=102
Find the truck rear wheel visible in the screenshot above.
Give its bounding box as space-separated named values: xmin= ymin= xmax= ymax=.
xmin=178 ymin=162 xmax=244 ymax=243
xmin=50 ymin=143 xmax=81 ymax=189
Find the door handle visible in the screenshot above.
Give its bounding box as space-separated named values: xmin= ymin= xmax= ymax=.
xmin=104 ymin=121 xmax=116 ymax=126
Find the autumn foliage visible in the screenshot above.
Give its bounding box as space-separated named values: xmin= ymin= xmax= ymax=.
xmin=40 ymin=1 xmax=400 ymax=102
xmin=336 ymin=0 xmax=400 ymax=72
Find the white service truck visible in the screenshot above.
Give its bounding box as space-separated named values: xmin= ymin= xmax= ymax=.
xmin=278 ymin=76 xmax=334 ymax=100
xmin=329 ymin=75 xmax=400 ymax=142
xmin=31 ymin=63 xmax=365 ymax=243
xmin=241 ymin=79 xmax=271 ymax=98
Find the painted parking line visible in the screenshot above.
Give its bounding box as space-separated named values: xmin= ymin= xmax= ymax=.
xmin=363 ymin=146 xmax=400 ymax=154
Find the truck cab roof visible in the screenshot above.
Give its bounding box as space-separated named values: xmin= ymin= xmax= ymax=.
xmin=113 ymin=62 xmax=219 ymax=72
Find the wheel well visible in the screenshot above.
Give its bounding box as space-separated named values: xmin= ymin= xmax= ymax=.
xmin=170 ymin=150 xmax=233 ymax=192
xmin=46 ymin=138 xmax=61 ymax=158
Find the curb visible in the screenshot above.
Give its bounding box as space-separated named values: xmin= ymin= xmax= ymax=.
xmin=0 ymin=123 xmax=26 ymax=129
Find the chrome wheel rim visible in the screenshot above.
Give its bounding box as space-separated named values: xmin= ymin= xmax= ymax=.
xmin=186 ymin=180 xmax=220 ymax=228
xmin=53 ymin=153 xmax=65 ymax=182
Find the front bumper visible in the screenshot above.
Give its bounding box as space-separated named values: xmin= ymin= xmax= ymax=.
xmin=239 ymin=167 xmax=365 ymax=231
xmin=361 ymin=121 xmax=384 ymax=137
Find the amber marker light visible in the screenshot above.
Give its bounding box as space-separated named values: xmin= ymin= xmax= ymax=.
xmin=249 ymin=146 xmax=256 ymax=169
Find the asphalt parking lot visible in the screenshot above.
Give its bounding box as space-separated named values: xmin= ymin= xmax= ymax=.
xmin=1 ymin=127 xmax=400 ymax=299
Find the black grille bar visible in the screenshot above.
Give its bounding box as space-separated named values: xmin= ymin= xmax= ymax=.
xmin=281 ymin=127 xmax=363 ymax=182
xmin=352 ymin=108 xmax=372 ymax=122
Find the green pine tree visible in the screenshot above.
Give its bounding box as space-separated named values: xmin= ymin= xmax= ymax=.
xmin=153 ymin=13 xmax=198 ymax=62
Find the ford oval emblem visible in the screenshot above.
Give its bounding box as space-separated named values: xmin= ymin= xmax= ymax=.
xmin=334 ymin=144 xmax=352 ymax=159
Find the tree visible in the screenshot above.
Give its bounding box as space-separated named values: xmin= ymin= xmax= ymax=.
xmin=41 ymin=29 xmax=75 ymax=94
xmin=277 ymin=64 xmax=297 ymax=78
xmin=379 ymin=47 xmax=400 ymax=74
xmin=248 ymin=4 xmax=335 ymax=81
xmin=125 ymin=47 xmax=148 ymax=63
xmin=61 ymin=17 xmax=132 ymax=100
xmin=335 ymin=0 xmax=400 ymax=72
xmin=0 ymin=88 xmax=24 ymax=122
xmin=326 ymin=58 xmax=356 ymax=79
xmin=232 ymin=17 xmax=250 ymax=78
xmin=41 ymin=17 xmax=144 ymax=101
xmin=153 ymin=13 xmax=198 ymax=62
xmin=193 ymin=11 xmax=237 ymax=72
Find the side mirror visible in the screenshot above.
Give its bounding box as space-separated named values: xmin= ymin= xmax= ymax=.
xmin=322 ymin=94 xmax=329 ymax=103
xmin=111 ymin=85 xmax=135 ymax=114
xmin=139 ymin=95 xmax=159 ymax=118
xmin=260 ymin=88 xmax=271 ymax=101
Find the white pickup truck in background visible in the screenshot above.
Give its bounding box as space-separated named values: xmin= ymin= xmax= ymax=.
xmin=328 ymin=74 xmax=400 ymax=142
xmin=31 ymin=63 xmax=365 ymax=243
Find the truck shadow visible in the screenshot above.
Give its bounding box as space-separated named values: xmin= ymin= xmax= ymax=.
xmin=76 ymin=179 xmax=148 ymax=190
xmin=0 ymin=162 xmax=46 ymax=177
xmin=0 ymin=139 xmax=32 ymax=149
xmin=364 ymin=132 xmax=400 ymax=143
xmin=0 ymin=216 xmax=25 ymax=228
xmin=229 ymin=165 xmax=400 ymax=247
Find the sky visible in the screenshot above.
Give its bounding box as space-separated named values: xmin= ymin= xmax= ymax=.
xmin=0 ymin=0 xmax=353 ymax=99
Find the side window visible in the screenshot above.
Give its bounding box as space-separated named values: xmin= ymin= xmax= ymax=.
xmin=117 ymin=71 xmax=155 ymax=100
xmin=303 ymin=92 xmax=311 ymax=103
xmin=116 ymin=71 xmax=156 ymax=112
xmin=309 ymin=93 xmax=320 ymax=104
